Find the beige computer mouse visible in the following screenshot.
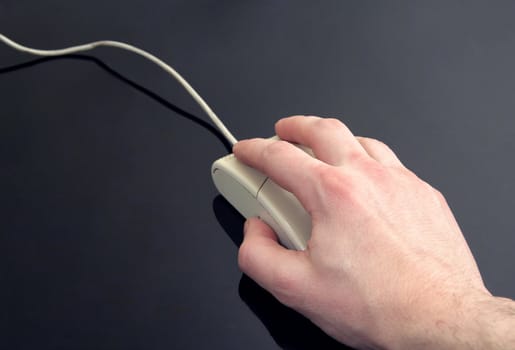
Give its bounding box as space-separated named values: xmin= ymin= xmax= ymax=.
xmin=211 ymin=138 xmax=312 ymax=250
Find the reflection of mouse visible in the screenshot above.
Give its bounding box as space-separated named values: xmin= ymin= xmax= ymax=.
xmin=211 ymin=137 xmax=312 ymax=250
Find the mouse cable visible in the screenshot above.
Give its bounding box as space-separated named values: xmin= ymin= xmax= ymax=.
xmin=0 ymin=33 xmax=238 ymax=146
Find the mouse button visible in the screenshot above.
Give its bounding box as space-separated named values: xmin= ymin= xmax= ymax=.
xmin=212 ymin=165 xmax=268 ymax=220
xmin=211 ymin=154 xmax=267 ymax=196
xmin=257 ymin=178 xmax=312 ymax=250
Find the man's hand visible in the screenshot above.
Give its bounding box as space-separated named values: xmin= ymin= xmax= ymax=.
xmin=233 ymin=116 xmax=515 ymax=349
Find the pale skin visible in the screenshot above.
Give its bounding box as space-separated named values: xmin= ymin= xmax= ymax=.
xmin=233 ymin=116 xmax=515 ymax=350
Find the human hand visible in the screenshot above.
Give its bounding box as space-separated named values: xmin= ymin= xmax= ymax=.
xmin=233 ymin=116 xmax=515 ymax=349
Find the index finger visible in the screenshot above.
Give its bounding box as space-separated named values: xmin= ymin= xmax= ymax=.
xmin=233 ymin=137 xmax=323 ymax=213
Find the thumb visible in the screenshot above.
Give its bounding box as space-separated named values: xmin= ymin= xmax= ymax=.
xmin=238 ymin=217 xmax=311 ymax=308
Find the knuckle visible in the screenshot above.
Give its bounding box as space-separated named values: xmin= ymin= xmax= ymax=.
xmin=314 ymin=165 xmax=357 ymax=203
xmin=315 ymin=117 xmax=346 ymax=131
xmin=359 ymin=159 xmax=389 ymax=180
xmin=308 ymin=161 xmax=329 ymax=179
xmin=262 ymin=140 xmax=292 ymax=159
xmin=318 ymin=166 xmax=346 ymax=192
xmin=260 ymin=141 xmax=293 ymax=174
xmin=346 ymin=148 xmax=368 ymax=164
xmin=432 ymin=187 xmax=448 ymax=205
xmin=365 ymin=136 xmax=386 ymax=147
xmin=369 ymin=138 xmax=392 ymax=153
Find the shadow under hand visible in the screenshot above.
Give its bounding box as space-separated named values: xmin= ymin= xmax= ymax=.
xmin=213 ymin=195 xmax=353 ymax=350
xmin=0 ymin=55 xmax=232 ymax=153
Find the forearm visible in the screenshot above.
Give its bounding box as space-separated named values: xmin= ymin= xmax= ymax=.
xmin=389 ymin=295 xmax=515 ymax=350
xmin=478 ymin=296 xmax=515 ymax=349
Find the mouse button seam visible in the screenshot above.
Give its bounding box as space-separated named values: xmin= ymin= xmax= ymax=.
xmin=255 ymin=176 xmax=270 ymax=197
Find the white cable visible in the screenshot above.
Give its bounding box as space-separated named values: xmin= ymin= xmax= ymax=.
xmin=0 ymin=33 xmax=238 ymax=146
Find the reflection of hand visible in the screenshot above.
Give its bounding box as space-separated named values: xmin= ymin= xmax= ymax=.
xmin=233 ymin=116 xmax=515 ymax=349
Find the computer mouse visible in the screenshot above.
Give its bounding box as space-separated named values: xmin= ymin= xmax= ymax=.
xmin=211 ymin=138 xmax=312 ymax=250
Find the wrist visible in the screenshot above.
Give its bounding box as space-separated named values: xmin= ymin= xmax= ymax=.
xmin=476 ymin=296 xmax=515 ymax=349
xmin=384 ymin=292 xmax=515 ymax=350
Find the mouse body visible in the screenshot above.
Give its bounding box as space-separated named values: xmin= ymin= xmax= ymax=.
xmin=211 ymin=139 xmax=312 ymax=250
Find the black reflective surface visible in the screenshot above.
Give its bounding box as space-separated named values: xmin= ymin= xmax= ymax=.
xmin=3 ymin=2 xmax=515 ymax=349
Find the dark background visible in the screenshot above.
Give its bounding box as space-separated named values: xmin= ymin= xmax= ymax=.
xmin=2 ymin=1 xmax=515 ymax=349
